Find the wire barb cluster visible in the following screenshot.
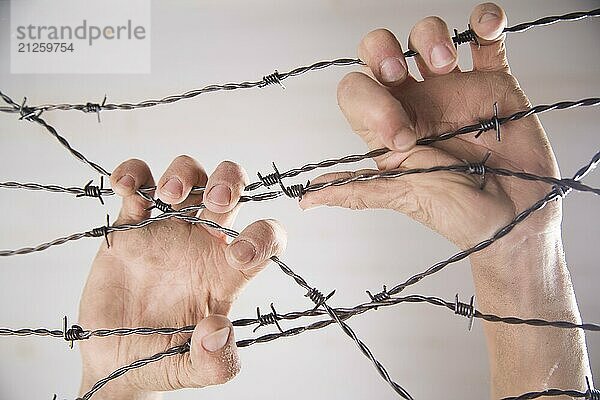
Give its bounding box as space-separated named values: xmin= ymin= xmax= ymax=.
xmin=0 ymin=6 xmax=599 ymax=400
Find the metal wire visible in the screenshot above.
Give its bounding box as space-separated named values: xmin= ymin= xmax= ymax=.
xmin=3 ymin=97 xmax=597 ymax=200
xmin=0 ymin=9 xmax=596 ymax=116
xmin=77 ymin=342 xmax=190 ymax=400
xmin=0 ymin=7 xmax=598 ymax=400
xmin=2 ymin=158 xmax=599 ymax=258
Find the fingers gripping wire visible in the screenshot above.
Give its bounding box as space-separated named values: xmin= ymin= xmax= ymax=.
xmin=0 ymin=7 xmax=599 ymax=400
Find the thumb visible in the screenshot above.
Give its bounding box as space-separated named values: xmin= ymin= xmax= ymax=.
xmin=177 ymin=315 xmax=240 ymax=388
xmin=469 ymin=2 xmax=509 ymax=72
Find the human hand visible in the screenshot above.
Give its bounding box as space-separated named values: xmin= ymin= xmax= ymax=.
xmin=300 ymin=2 xmax=560 ymax=256
xmin=78 ymin=156 xmax=287 ymax=399
xmin=301 ymin=4 xmax=592 ymax=396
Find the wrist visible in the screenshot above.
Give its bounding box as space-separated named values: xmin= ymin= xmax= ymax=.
xmin=468 ymin=227 xmax=578 ymax=319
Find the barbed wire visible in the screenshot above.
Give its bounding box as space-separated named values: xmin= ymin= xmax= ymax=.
xmin=1 ymin=98 xmax=599 ymax=398
xmin=2 ymin=151 xmax=598 ymax=399
xmin=0 ymin=8 xmax=597 ymax=117
xmin=1 ymin=6 xmax=599 ymax=400
xmin=2 ymin=149 xmax=599 ymax=258
xmin=2 ymin=97 xmax=597 ymax=203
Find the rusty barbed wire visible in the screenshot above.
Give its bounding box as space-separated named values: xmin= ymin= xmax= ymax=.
xmin=0 ymin=9 xmax=597 ymax=117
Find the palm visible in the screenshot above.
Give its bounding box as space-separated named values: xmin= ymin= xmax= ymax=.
xmin=79 ymin=219 xmax=247 ymax=390
xmin=365 ymin=71 xmax=560 ymax=248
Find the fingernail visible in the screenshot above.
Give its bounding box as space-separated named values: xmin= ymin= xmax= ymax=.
xmin=161 ymin=177 xmax=183 ymax=199
xmin=479 ymin=11 xmax=499 ymax=24
xmin=201 ymin=326 xmax=230 ymax=353
xmin=230 ymin=240 xmax=256 ymax=265
xmin=117 ymin=174 xmax=135 ymax=190
xmin=379 ymin=57 xmax=406 ymax=83
xmin=430 ymin=44 xmax=455 ymax=69
xmin=207 ymin=184 xmax=231 ymax=206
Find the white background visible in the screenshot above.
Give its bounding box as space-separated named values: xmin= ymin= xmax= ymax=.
xmin=0 ymin=0 xmax=598 ymax=399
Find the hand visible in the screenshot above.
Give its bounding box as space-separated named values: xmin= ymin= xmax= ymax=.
xmin=300 ymin=3 xmax=591 ymax=397
xmin=78 ymin=156 xmax=287 ymax=399
xmin=300 ymin=2 xmax=560 ymax=256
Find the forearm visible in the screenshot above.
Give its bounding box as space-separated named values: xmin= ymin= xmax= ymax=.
xmin=470 ymin=230 xmax=591 ymax=399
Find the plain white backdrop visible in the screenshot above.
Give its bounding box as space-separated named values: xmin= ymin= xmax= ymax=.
xmin=0 ymin=0 xmax=598 ymax=399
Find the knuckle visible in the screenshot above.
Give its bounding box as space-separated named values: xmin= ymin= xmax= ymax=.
xmin=253 ymin=219 xmax=286 ymax=257
xmin=411 ymin=16 xmax=448 ymax=40
xmin=422 ymin=16 xmax=447 ymax=29
xmin=172 ymin=154 xmax=200 ymax=172
xmin=216 ymin=160 xmax=248 ymax=187
xmin=364 ymin=28 xmax=396 ymax=49
xmin=174 ymin=154 xmax=196 ymax=165
xmin=119 ymin=158 xmax=147 ymax=173
xmin=479 ymin=2 xmax=502 ymax=14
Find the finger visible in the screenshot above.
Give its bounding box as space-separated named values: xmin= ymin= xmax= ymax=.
xmin=337 ymin=71 xmax=416 ymax=152
xmin=110 ymin=158 xmax=155 ymax=224
xmin=358 ymin=29 xmax=414 ymax=87
xmin=299 ymin=146 xmax=475 ymax=214
xmin=176 ymin=315 xmax=240 ymax=388
xmin=157 ymin=155 xmax=208 ymax=210
xmin=408 ymin=16 xmax=458 ymax=77
xmin=469 ymin=2 xmax=509 ymax=72
xmin=199 ymin=161 xmax=249 ymax=230
xmin=225 ymin=219 xmax=287 ymax=278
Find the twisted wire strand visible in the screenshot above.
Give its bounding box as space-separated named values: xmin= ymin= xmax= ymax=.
xmin=0 ymin=91 xmax=109 ymax=176
xmin=321 ymin=302 xmax=414 ymax=400
xmin=504 ymin=8 xmax=600 ymax=33
xmin=418 ymin=98 xmax=600 ymax=145
xmin=78 ymin=342 xmax=190 ymax=400
xmin=0 ymin=181 xmax=206 ymax=197
xmin=0 ymin=58 xmax=364 ymax=115
xmin=0 ymin=8 xmax=597 ymax=116
xmin=500 ymin=389 xmax=587 ymax=400
xmin=1 ymin=98 xmax=597 ymax=201
xmin=4 ymin=293 xmax=598 ymax=347
xmin=2 ymin=156 xmax=599 ymax=257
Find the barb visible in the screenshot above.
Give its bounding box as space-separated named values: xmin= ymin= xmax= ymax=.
xmin=76 ymin=177 xmax=106 ymax=205
xmin=253 ymin=303 xmax=284 ymax=333
xmin=63 ymin=316 xmax=90 ymax=349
